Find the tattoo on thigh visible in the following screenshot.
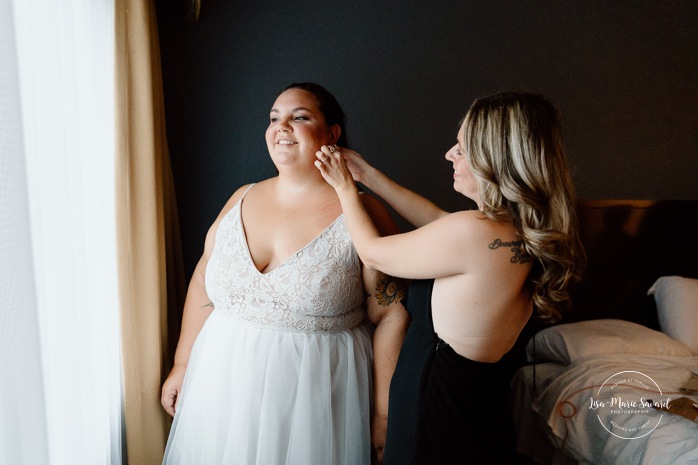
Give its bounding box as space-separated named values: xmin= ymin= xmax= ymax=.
xmin=488 ymin=238 xmax=531 ymax=264
xmin=374 ymin=274 xmax=408 ymax=307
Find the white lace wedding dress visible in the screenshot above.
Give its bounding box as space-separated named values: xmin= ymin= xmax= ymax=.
xmin=163 ymin=186 xmax=373 ymax=465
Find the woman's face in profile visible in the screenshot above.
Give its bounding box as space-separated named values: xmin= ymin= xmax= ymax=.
xmin=265 ymin=88 xmax=339 ymax=169
xmin=444 ymin=123 xmax=480 ymax=204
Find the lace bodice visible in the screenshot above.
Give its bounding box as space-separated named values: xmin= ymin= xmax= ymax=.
xmin=205 ymin=191 xmax=366 ymax=333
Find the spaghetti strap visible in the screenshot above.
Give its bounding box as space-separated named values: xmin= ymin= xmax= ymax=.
xmin=241 ymin=183 xmax=255 ymax=199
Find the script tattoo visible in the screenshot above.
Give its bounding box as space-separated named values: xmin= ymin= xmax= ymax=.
xmin=488 ymin=238 xmax=532 ymax=264
xmin=375 ymin=274 xmax=408 ymax=307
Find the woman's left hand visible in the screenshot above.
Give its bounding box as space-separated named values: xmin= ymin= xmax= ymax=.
xmin=315 ymin=145 xmax=355 ymax=192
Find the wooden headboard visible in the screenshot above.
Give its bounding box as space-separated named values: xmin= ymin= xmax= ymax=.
xmin=503 ymin=199 xmax=698 ymax=375
xmin=567 ymin=200 xmax=698 ymax=329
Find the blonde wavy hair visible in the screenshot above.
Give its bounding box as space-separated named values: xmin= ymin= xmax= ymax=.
xmin=463 ymin=92 xmax=585 ymax=322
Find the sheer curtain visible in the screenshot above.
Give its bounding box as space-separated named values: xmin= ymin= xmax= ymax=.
xmin=0 ymin=1 xmax=49 ymax=463
xmin=1 ymin=0 xmax=122 ymax=464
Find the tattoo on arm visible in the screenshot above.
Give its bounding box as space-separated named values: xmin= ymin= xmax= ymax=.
xmin=488 ymin=238 xmax=532 ymax=264
xmin=374 ymin=274 xmax=408 ymax=307
xmin=201 ymin=302 xmax=214 ymax=309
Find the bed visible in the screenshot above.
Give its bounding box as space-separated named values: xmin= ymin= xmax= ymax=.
xmin=511 ymin=200 xmax=698 ymax=465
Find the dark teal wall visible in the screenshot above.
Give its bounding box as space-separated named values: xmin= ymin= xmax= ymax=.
xmin=155 ymin=1 xmax=698 ymax=279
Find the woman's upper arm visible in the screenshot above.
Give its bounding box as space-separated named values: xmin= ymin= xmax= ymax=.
xmin=359 ymin=211 xmax=473 ymax=280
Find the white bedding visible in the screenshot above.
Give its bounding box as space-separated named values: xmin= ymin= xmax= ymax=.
xmin=519 ymin=354 xmax=698 ymax=465
xmin=512 ymin=362 xmax=578 ymax=465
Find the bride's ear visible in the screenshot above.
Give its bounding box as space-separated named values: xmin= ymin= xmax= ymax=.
xmin=329 ymin=124 xmax=341 ymax=145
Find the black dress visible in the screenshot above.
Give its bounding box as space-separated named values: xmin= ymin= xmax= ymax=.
xmin=383 ymin=279 xmax=516 ymax=465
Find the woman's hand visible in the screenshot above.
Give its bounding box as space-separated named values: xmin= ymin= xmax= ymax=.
xmin=315 ymin=145 xmax=356 ymax=192
xmin=161 ymin=364 xmax=187 ymax=417
xmin=340 ymin=148 xmax=373 ymax=185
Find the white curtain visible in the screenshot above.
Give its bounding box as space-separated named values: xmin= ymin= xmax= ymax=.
xmin=0 ymin=1 xmax=49 ymax=463
xmin=1 ymin=0 xmax=122 ymax=464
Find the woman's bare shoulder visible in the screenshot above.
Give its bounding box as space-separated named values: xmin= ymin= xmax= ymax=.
xmin=200 ymin=183 xmax=258 ymax=253
xmin=436 ymin=209 xmax=487 ymax=229
xmin=358 ymin=191 xmax=383 ymax=213
xmin=216 ymin=184 xmax=254 ymax=218
xmin=438 ymin=210 xmax=517 ymax=241
xmin=359 ymin=191 xmax=400 ymax=235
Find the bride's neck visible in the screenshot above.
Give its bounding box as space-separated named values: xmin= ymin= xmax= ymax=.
xmin=274 ymin=170 xmax=335 ymax=198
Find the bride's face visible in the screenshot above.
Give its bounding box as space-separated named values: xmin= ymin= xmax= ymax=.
xmin=265 ymin=88 xmax=339 ymax=169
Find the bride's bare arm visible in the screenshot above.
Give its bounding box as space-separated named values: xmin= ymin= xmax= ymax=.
xmin=360 ymin=194 xmax=410 ymax=464
xmin=161 ymin=257 xmax=214 ymax=416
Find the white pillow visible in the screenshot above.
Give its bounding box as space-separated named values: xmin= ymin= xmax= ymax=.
xmin=526 ymin=318 xmax=692 ymax=364
xmin=648 ymin=276 xmax=698 ymax=354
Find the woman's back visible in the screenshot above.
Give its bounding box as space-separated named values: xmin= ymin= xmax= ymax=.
xmin=431 ymin=210 xmax=532 ymax=362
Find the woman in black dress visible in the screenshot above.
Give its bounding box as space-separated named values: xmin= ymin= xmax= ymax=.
xmin=315 ymin=91 xmax=585 ymax=464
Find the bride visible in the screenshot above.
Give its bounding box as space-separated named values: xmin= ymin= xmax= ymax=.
xmin=161 ymin=83 xmax=409 ymax=465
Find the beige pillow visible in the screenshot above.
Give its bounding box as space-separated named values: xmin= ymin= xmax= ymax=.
xmin=526 ymin=318 xmax=692 ymax=364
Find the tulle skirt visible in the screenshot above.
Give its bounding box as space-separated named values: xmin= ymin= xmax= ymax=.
xmin=163 ymin=310 xmax=374 ymax=465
